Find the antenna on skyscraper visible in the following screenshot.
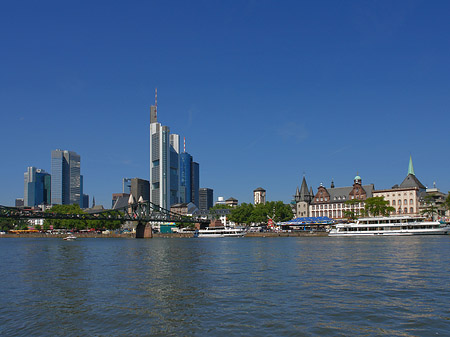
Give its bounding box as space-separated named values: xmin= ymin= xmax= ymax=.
xmin=155 ymin=88 xmax=158 ymax=116
xmin=184 ymin=137 xmax=186 ymax=153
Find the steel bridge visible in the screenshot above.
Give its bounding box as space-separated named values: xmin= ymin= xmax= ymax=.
xmin=0 ymin=201 xmax=208 ymax=238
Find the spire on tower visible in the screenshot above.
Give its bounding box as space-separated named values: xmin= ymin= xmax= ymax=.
xmin=183 ymin=137 xmax=186 ymax=153
xmin=408 ymin=155 xmax=415 ymax=176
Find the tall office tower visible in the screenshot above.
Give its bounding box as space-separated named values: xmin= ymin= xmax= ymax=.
xmin=191 ymin=161 xmax=199 ymax=206
xmin=24 ymin=167 xmax=51 ymax=206
xmin=199 ymin=188 xmax=213 ymax=210
xmin=131 ymin=178 xmax=150 ymax=203
xmin=51 ymin=150 xmax=82 ymax=206
xmin=180 ymin=151 xmax=192 ymax=203
xmin=179 ymin=138 xmax=200 ymax=206
xmin=82 ymin=194 xmax=89 ymax=209
xmin=122 ymin=178 xmax=132 ymax=194
xmin=149 ymin=89 xmax=180 ymax=209
xmin=169 ymin=134 xmax=180 ymax=206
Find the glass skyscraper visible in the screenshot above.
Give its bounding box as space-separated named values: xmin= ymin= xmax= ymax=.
xmin=51 ymin=150 xmax=82 ymax=206
xmin=180 ymin=152 xmax=192 ymax=203
xmin=24 ymin=167 xmax=51 ymax=207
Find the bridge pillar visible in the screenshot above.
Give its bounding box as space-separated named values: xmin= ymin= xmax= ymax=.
xmin=135 ymin=222 xmax=153 ymax=238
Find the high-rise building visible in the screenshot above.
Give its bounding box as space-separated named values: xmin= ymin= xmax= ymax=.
xmin=149 ymin=89 xmax=180 ymax=209
xmin=199 ymin=188 xmax=214 ymax=210
xmin=131 ymin=178 xmax=150 ymax=202
xmin=15 ymin=198 xmax=24 ymax=207
xmin=122 ymin=178 xmax=132 ymax=194
xmin=191 ymin=161 xmax=199 ymax=206
xmin=180 ymin=152 xmax=192 ymax=203
xmin=82 ymin=194 xmax=89 ymax=209
xmin=179 ymin=138 xmax=200 ymax=206
xmin=51 ymin=150 xmax=82 ymax=206
xmin=24 ymin=167 xmax=51 ymax=207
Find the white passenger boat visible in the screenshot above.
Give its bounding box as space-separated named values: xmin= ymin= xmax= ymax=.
xmin=194 ymin=227 xmax=246 ymax=238
xmin=63 ymin=234 xmax=77 ymax=240
xmin=328 ymin=216 xmax=450 ymax=236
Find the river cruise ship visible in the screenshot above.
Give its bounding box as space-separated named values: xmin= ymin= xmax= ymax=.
xmin=328 ymin=216 xmax=450 ymax=236
xmin=194 ymin=227 xmax=247 ymax=238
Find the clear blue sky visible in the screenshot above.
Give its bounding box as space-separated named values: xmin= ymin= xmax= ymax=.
xmin=1 ymin=0 xmax=450 ymax=207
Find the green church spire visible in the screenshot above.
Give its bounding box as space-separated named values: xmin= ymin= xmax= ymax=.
xmin=408 ymin=156 xmax=415 ymax=175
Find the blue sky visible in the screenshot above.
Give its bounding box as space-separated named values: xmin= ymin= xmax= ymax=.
xmin=1 ymin=0 xmax=450 ymax=207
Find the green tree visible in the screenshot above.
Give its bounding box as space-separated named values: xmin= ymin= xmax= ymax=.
xmin=46 ymin=205 xmax=125 ymax=230
xmin=421 ymin=194 xmax=439 ymax=220
xmin=45 ymin=204 xmax=89 ymax=230
xmin=228 ymin=203 xmax=254 ymax=225
xmin=364 ymin=197 xmax=395 ymax=217
xmin=0 ymin=218 xmax=14 ymax=232
xmin=16 ymin=219 xmax=29 ymax=230
xmin=208 ymin=204 xmax=232 ymax=220
xmin=343 ymin=199 xmax=362 ymax=220
xmin=228 ymin=201 xmax=293 ymax=225
xmin=445 ymin=193 xmax=450 ymax=211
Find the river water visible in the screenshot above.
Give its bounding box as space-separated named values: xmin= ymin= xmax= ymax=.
xmin=1 ymin=236 xmax=450 ymax=336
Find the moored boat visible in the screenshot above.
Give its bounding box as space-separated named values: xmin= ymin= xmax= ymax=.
xmin=329 ymin=215 xmax=450 ymax=236
xmin=63 ymin=234 xmax=77 ymax=240
xmin=194 ymin=227 xmax=246 ymax=238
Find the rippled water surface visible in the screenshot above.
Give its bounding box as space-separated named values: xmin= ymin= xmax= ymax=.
xmin=1 ymin=236 xmax=450 ymax=336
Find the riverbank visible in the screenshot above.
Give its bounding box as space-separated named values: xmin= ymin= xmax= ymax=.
xmin=0 ymin=231 xmax=328 ymax=238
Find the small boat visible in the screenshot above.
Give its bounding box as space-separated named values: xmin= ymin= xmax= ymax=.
xmin=329 ymin=215 xmax=450 ymax=236
xmin=194 ymin=226 xmax=246 ymax=238
xmin=63 ymin=235 xmax=77 ymax=241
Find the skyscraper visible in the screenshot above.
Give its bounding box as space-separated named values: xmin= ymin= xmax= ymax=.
xmin=149 ymin=90 xmax=180 ymax=209
xmin=191 ymin=161 xmax=199 ymax=206
xmin=179 ymin=138 xmax=200 ymax=206
xmin=24 ymin=167 xmax=51 ymax=206
xmin=199 ymin=188 xmax=213 ymax=210
xmin=131 ymin=178 xmax=150 ymax=202
xmin=51 ymin=150 xmax=82 ymax=206
xmin=180 ymin=151 xmax=192 ymax=203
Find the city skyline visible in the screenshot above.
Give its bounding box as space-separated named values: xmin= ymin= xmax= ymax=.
xmin=1 ymin=1 xmax=450 ymax=207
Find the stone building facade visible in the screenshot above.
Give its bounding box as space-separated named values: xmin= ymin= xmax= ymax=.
xmin=309 ymin=176 xmax=375 ymax=218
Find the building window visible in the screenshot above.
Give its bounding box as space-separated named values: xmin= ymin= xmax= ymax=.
xmin=398 ymin=200 xmax=402 ymax=206
xmin=410 ymin=207 xmax=414 ymax=213
xmin=392 ymin=200 xmax=396 ymax=206
xmin=410 ymin=199 xmax=413 ymax=205
xmin=404 ymin=207 xmax=407 ymax=213
xmin=404 ymin=199 xmax=407 ymax=205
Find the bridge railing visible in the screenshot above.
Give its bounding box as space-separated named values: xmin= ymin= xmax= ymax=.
xmin=0 ymin=202 xmax=209 ymax=224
